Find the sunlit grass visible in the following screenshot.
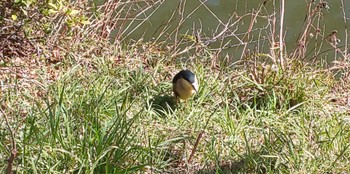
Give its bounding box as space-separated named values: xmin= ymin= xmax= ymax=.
xmin=1 ymin=50 xmax=350 ymax=173
xmin=1 ymin=0 xmax=350 ymax=173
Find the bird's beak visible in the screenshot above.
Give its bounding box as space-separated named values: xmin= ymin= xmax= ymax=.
xmin=192 ymin=76 xmax=199 ymax=92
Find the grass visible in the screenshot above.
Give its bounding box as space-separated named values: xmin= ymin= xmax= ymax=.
xmin=1 ymin=0 xmax=350 ymax=173
xmin=1 ymin=49 xmax=350 ymax=173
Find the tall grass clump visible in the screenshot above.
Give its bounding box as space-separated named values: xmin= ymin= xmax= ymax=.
xmin=4 ymin=64 xmax=150 ymax=173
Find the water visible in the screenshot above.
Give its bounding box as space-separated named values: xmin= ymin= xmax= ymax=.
xmin=116 ymin=0 xmax=350 ymax=61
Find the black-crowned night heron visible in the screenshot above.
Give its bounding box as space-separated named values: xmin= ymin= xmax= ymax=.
xmin=172 ymin=70 xmax=199 ymax=100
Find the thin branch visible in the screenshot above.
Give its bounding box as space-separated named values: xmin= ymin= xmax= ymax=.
xmin=188 ymin=106 xmax=219 ymax=163
xmin=340 ymin=0 xmax=348 ymax=62
xmin=1 ymin=108 xmax=17 ymax=174
xmin=279 ymin=0 xmax=285 ymax=69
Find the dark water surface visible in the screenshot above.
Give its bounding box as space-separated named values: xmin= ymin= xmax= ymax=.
xmin=116 ymin=0 xmax=350 ymax=61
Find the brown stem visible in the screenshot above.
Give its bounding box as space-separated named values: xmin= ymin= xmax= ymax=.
xmin=2 ymin=109 xmax=17 ymax=174
xmin=188 ymin=130 xmax=204 ymax=163
xmin=187 ymin=106 xmax=219 ymax=163
xmin=6 ymin=149 xmax=17 ymax=174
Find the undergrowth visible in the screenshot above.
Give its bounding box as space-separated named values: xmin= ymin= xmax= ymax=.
xmin=1 ymin=0 xmax=350 ymax=173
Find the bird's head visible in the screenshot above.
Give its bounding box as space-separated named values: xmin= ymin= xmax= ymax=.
xmin=172 ymin=70 xmax=199 ymax=100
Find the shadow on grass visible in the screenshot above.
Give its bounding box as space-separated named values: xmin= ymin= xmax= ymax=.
xmin=150 ymin=95 xmax=178 ymax=117
xmin=195 ymin=150 xmax=282 ymax=174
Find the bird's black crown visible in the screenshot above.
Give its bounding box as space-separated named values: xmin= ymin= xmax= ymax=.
xmin=172 ymin=70 xmax=196 ymax=84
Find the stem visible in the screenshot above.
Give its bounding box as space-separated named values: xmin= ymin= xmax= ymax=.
xmin=279 ymin=0 xmax=285 ymax=69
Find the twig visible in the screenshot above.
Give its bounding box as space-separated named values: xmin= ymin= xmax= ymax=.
xmin=188 ymin=106 xmax=219 ymax=163
xmin=292 ymin=1 xmax=326 ymax=59
xmin=1 ymin=108 xmax=17 ymax=174
xmin=240 ymin=5 xmax=263 ymax=61
xmin=279 ymin=0 xmax=285 ymax=69
xmin=187 ymin=130 xmax=204 ymax=163
xmin=340 ymin=0 xmax=348 ymax=61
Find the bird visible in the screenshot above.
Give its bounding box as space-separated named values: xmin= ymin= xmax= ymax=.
xmin=325 ymin=30 xmax=340 ymax=45
xmin=172 ymin=70 xmax=199 ymax=100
